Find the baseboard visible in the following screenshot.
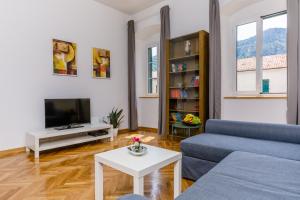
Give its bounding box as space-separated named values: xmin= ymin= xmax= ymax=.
xmin=118 ymin=128 xmax=130 ymax=134
xmin=119 ymin=127 xmax=158 ymax=133
xmin=138 ymin=127 xmax=158 ymax=133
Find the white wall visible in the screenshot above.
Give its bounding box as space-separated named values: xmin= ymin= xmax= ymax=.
xmin=221 ymin=0 xmax=287 ymax=123
xmin=133 ymin=0 xmax=210 ymax=128
xmin=0 ymin=0 xmax=129 ymax=151
xmin=223 ymin=99 xmax=287 ymax=123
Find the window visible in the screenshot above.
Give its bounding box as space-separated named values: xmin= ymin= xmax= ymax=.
xmin=236 ymin=11 xmax=287 ymax=94
xmin=147 ymin=45 xmax=159 ymax=94
xmin=236 ymin=22 xmax=257 ymax=92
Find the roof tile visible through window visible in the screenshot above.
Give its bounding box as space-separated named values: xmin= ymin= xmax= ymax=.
xmin=237 ymin=54 xmax=287 ymax=72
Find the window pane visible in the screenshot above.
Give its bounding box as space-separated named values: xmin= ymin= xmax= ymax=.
xmin=236 ymin=22 xmax=257 ymax=92
xmin=262 ymin=13 xmax=287 ymax=93
xmin=148 ymin=46 xmax=158 ymax=94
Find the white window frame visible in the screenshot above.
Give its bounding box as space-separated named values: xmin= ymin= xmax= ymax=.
xmin=234 ymin=11 xmax=287 ymax=95
xmin=146 ymin=43 xmax=160 ymax=95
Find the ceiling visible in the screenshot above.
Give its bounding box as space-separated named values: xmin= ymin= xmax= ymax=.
xmin=94 ymin=0 xmax=165 ymax=14
xmin=221 ymin=0 xmax=262 ymax=15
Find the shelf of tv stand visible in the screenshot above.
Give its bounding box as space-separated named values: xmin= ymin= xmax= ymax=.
xmin=26 ymin=123 xmax=113 ymax=159
xmin=39 ymin=134 xmax=111 ymax=151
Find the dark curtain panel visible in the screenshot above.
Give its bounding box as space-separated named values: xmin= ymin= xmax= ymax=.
xmin=287 ymin=0 xmax=300 ymax=124
xmin=128 ymin=20 xmax=138 ymax=130
xmin=158 ymin=6 xmax=170 ymax=136
xmin=209 ymin=0 xmax=222 ymax=119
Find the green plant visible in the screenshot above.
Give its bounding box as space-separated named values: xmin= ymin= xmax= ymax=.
xmin=103 ymin=108 xmax=124 ymax=128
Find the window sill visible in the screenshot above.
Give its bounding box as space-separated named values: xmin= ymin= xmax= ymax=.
xmin=224 ymin=94 xmax=287 ymax=100
xmin=139 ymin=95 xmax=159 ymax=99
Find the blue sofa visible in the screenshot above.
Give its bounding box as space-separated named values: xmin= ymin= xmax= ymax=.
xmin=118 ymin=120 xmax=300 ymax=200
xmin=176 ymin=151 xmax=300 ymax=200
xmin=181 ymin=119 xmax=300 ymax=180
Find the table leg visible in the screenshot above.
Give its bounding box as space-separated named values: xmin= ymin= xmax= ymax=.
xmin=95 ymin=161 xmax=103 ymax=200
xmin=133 ymin=176 xmax=144 ymax=195
xmin=174 ymin=159 xmax=182 ymax=198
xmin=34 ymin=138 xmax=39 ymax=159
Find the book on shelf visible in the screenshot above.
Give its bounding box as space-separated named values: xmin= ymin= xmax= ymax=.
xmin=171 ymin=63 xmax=187 ymax=72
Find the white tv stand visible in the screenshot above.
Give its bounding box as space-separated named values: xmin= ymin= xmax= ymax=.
xmin=26 ymin=123 xmax=113 ymax=158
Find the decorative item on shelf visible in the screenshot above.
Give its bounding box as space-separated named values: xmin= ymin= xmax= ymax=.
xmin=194 ymin=76 xmax=199 ymax=87
xmin=171 ymin=64 xmax=177 ymax=72
xmin=262 ymin=79 xmax=270 ymax=94
xmin=190 ymin=77 xmax=195 ymax=86
xmin=177 ymin=63 xmax=187 ymax=72
xmin=183 ymin=114 xmax=201 ymax=126
xmin=194 ymin=90 xmax=199 ymax=98
xmin=177 ymin=64 xmax=183 ymax=72
xmin=184 ymin=40 xmax=192 ymax=55
xmin=176 ymin=102 xmax=184 ymax=110
xmin=180 ymin=89 xmax=188 ymax=99
xmin=171 ymin=112 xmax=183 ymax=122
xmin=177 ymin=82 xmax=183 ymax=88
xmin=103 ymin=108 xmax=124 ymax=137
xmin=170 ymin=89 xmax=181 ymax=99
xmin=171 ymin=113 xmax=177 ymax=122
xmin=53 ymin=39 xmax=77 ymax=76
xmin=190 ymin=76 xmax=200 ymax=87
xmin=128 ymin=137 xmax=147 ymax=156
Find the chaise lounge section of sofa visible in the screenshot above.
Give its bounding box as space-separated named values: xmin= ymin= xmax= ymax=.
xmin=181 ymin=119 xmax=300 ymax=180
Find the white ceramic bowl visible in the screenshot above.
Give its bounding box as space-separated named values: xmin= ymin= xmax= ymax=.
xmin=127 ymin=145 xmax=147 ymax=156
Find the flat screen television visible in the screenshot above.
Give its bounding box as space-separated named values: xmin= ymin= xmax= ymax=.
xmin=45 ymin=98 xmax=91 ymax=129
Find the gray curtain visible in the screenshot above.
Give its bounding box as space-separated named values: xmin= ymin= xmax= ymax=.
xmin=209 ymin=0 xmax=222 ymax=119
xmin=128 ymin=20 xmax=138 ymax=130
xmin=287 ymin=0 xmax=300 ymax=124
xmin=158 ymin=6 xmax=170 ymax=136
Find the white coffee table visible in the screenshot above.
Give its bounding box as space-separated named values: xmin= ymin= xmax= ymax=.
xmin=94 ymin=144 xmax=182 ymax=200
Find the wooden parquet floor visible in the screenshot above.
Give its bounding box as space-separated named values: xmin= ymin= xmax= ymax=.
xmin=0 ymin=131 xmax=194 ymax=200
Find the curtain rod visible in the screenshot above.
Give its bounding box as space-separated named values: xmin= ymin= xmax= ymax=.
xmin=261 ymin=10 xmax=287 ymax=19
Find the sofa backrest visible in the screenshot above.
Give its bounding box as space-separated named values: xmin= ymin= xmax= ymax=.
xmin=205 ymin=119 xmax=300 ymax=144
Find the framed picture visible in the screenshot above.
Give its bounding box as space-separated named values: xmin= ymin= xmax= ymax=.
xmin=53 ymin=39 xmax=77 ymax=76
xmin=93 ymin=48 xmax=110 ymax=78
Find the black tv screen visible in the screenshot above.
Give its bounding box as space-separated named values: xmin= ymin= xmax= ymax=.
xmin=45 ymin=99 xmax=91 ymax=128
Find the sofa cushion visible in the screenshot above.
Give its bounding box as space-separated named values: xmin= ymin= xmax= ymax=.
xmin=176 ymin=152 xmax=300 ymax=200
xmin=176 ymin=173 xmax=300 ymax=200
xmin=205 ymin=119 xmax=300 ymax=144
xmin=209 ymin=151 xmax=300 ymax=194
xmin=181 ymin=133 xmax=300 ymax=162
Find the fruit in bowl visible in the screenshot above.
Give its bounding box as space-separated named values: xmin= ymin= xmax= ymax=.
xmin=183 ymin=114 xmax=201 ymax=126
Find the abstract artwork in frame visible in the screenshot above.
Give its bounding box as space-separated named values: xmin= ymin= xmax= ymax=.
xmin=53 ymin=39 xmax=77 ymax=76
xmin=93 ymin=48 xmax=110 ymax=78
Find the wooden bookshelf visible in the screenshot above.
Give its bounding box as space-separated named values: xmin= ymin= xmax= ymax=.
xmin=166 ymin=31 xmax=209 ymax=137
